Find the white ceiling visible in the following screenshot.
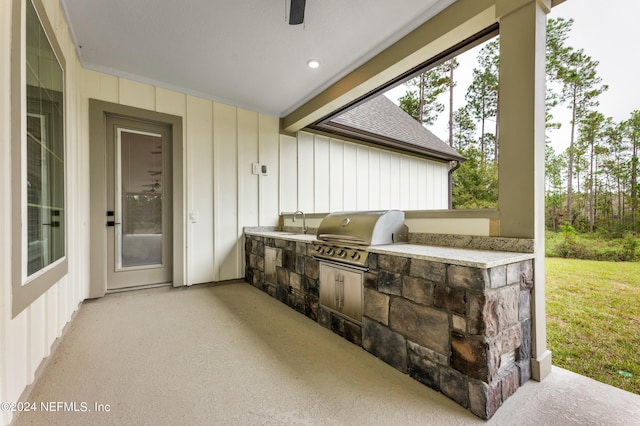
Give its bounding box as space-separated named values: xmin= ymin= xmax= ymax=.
xmin=61 ymin=0 xmax=456 ymax=117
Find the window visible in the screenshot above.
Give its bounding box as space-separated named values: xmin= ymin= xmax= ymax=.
xmin=12 ymin=0 xmax=67 ymax=316
xmin=25 ymin=0 xmax=65 ymax=276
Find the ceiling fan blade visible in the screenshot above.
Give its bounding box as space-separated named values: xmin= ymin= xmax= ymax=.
xmin=289 ymin=0 xmax=306 ymax=25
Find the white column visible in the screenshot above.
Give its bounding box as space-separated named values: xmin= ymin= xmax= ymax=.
xmin=496 ymin=0 xmax=552 ymax=380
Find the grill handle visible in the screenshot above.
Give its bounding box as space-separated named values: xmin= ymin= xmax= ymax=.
xmin=318 ymin=234 xmax=367 ymax=245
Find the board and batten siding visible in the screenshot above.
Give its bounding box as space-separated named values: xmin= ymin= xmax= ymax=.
xmin=80 ymin=72 xmax=281 ymax=284
xmin=1 ymin=0 xmax=87 ymax=422
xmin=281 ymin=131 xmax=450 ymax=213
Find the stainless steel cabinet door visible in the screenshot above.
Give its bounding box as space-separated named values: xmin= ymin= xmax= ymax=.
xmin=319 ymin=263 xmax=363 ymax=322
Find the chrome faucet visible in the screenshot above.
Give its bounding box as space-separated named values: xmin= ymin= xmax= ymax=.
xmin=292 ymin=210 xmax=308 ymax=234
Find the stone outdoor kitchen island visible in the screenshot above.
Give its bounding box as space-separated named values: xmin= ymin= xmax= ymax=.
xmin=244 ymin=230 xmax=535 ymax=419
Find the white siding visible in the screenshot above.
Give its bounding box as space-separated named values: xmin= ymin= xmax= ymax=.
xmin=1 ymin=1 xmax=87 ymax=423
xmin=400 ymin=157 xmax=411 ymax=210
xmin=297 ymin=132 xmax=315 ymax=212
xmin=379 ymin=152 xmax=391 ymax=208
xmin=186 ymin=96 xmax=214 ymax=284
xmin=258 ymin=113 xmax=280 ymax=227
xmin=81 ymin=75 xmax=281 ymax=284
xmin=285 ymin=132 xmax=450 ymax=213
xmin=343 ymin=144 xmax=358 ymax=211
xmin=356 ymin=147 xmax=369 ymax=210
xmin=313 ymin=136 xmax=330 ymax=213
xmin=279 ymin=134 xmax=298 ymax=212
xmin=369 ymin=150 xmax=381 ymax=210
xmin=329 ymin=140 xmax=344 ymax=211
xmin=214 ymin=103 xmax=239 ymax=280
xmin=238 ymin=108 xmax=260 ymax=268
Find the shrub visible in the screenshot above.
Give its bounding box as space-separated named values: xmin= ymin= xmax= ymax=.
xmin=561 ymin=222 xmax=576 ymax=243
xmin=555 ymin=222 xmax=590 ymax=259
xmin=622 ymin=232 xmax=638 ymax=261
xmin=546 ymin=228 xmax=639 ymax=262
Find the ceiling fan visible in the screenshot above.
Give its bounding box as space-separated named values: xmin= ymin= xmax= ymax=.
xmin=142 ymin=179 xmax=161 ymax=192
xmin=288 ymin=0 xmax=306 ymax=25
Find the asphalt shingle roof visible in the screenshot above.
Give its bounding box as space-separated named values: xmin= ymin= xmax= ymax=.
xmin=327 ymin=95 xmax=463 ymax=161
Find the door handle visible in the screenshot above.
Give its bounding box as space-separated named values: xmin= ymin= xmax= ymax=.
xmin=106 ymin=221 xmax=121 ymax=227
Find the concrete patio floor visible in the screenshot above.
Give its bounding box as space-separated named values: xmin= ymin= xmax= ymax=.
xmin=13 ymin=281 xmax=640 ymax=425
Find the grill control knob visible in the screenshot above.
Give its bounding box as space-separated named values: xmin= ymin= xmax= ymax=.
xmin=315 ymin=245 xmax=324 ymax=253
xmin=337 ymin=249 xmax=346 ymax=258
xmin=326 ymin=247 xmax=335 ymax=255
xmin=350 ymin=251 xmax=361 ymax=260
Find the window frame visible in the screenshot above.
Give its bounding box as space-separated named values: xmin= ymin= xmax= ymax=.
xmin=11 ymin=0 xmax=68 ymax=317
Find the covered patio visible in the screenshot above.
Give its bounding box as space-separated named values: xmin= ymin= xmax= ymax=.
xmin=4 ymin=0 xmax=630 ymax=423
xmin=15 ymin=282 xmax=640 ymax=425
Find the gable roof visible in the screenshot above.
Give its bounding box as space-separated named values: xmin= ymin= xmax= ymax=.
xmin=315 ymin=95 xmax=464 ymax=162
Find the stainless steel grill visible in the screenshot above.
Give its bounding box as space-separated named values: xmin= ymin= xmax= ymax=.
xmin=312 ymin=210 xmax=408 ymax=268
xmin=314 ymin=210 xmax=408 ymax=324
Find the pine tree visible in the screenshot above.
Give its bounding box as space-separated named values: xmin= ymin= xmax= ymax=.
xmin=546 ymin=145 xmax=566 ymax=231
xmin=556 ymin=49 xmax=608 ymax=225
xmin=398 ymin=61 xmax=455 ymax=126
xmin=465 ymin=39 xmax=499 ymax=165
xmin=601 ymin=122 xmax=627 ymax=227
xmin=452 ymin=146 xmax=498 ymax=209
xmin=451 ymin=107 xmax=476 ymax=151
xmin=578 ymin=111 xmax=606 ymax=231
xmin=623 ymin=110 xmax=640 ymax=231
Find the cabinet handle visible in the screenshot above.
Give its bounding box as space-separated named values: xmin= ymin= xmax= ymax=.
xmin=338 ymin=274 xmax=344 ymax=308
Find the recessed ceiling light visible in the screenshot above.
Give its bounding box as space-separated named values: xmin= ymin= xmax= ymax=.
xmin=307 ymin=59 xmax=320 ymax=69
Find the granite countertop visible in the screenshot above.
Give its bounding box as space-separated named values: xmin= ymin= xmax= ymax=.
xmin=368 ymin=244 xmax=534 ymax=269
xmin=244 ymin=229 xmax=317 ymax=243
xmin=244 ymin=229 xmax=535 ymax=268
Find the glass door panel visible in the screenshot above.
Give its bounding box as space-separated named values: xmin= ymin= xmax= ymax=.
xmin=116 ymin=129 xmax=164 ymax=269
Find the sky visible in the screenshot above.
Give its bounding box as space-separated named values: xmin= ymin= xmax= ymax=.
xmin=547 ymin=0 xmax=640 ymax=152
xmin=386 ymin=0 xmax=640 ymax=155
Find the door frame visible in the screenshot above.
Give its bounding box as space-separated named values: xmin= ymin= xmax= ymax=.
xmin=89 ymin=99 xmax=185 ymax=298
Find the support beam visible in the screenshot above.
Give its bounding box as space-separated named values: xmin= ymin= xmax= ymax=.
xmin=281 ymin=0 xmax=496 ymax=133
xmin=496 ymin=0 xmax=552 ymax=380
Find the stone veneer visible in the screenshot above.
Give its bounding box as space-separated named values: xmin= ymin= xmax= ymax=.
xmin=245 ymin=233 xmax=533 ymax=419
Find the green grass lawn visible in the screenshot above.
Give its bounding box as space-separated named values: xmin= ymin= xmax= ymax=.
xmin=546 ymin=258 xmax=640 ymax=394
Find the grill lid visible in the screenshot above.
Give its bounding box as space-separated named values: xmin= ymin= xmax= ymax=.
xmin=317 ymin=210 xmax=408 ymax=246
